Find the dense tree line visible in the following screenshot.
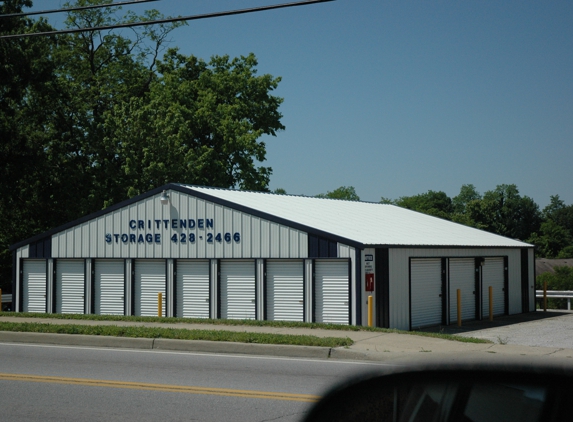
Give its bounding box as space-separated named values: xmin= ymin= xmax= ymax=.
xmin=311 ymin=184 xmax=573 ymax=260
xmin=0 ymin=0 xmax=284 ymax=291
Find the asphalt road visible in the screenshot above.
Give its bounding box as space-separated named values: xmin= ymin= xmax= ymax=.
xmin=0 ymin=343 xmax=394 ymax=421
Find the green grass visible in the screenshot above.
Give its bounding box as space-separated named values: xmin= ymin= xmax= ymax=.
xmin=0 ymin=312 xmax=491 ymax=344
xmin=0 ymin=321 xmax=352 ymax=348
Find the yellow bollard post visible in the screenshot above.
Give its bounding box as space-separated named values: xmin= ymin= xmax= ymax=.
xmin=158 ymin=292 xmax=162 ymax=317
xmin=457 ymin=289 xmax=462 ymax=327
xmin=543 ymin=281 xmax=547 ymax=312
xmin=367 ymin=295 xmax=373 ymax=327
xmin=489 ymin=286 xmax=493 ymax=322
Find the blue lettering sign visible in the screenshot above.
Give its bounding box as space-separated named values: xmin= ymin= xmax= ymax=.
xmin=155 ymin=233 xmax=161 ymax=243
xmin=129 ymin=220 xmax=136 ymax=229
xmin=114 ymin=234 xmax=119 ymax=243
xmin=172 ymin=219 xmax=178 ymax=229
xmin=105 ymin=234 xmax=112 ymax=243
xmin=121 ymin=234 xmax=128 ymax=243
xmin=138 ymin=234 xmax=144 ymax=243
xmin=155 ymin=220 xmax=161 ymax=229
xmin=146 ymin=234 xmax=153 ymax=243
xmin=180 ymin=219 xmax=186 ymax=229
xmin=189 ymin=219 xmax=196 ymax=228
xmin=138 ymin=220 xmax=144 ymax=229
xmin=163 ymin=219 xmax=169 ymax=229
xmin=130 ymin=234 xmax=136 ymax=243
xmin=206 ymin=219 xmax=213 ymax=229
xmin=198 ymin=219 xmax=204 ymax=229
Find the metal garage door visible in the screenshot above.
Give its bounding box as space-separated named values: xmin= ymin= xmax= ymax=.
xmin=134 ymin=260 xmax=166 ymax=316
xmin=266 ymin=260 xmax=304 ymax=322
xmin=482 ymin=258 xmax=506 ymax=317
xmin=176 ymin=260 xmax=210 ymax=318
xmin=410 ymin=259 xmax=443 ymax=329
xmin=56 ymin=260 xmax=85 ymax=314
xmin=449 ymin=258 xmax=476 ymax=322
xmin=23 ymin=260 xmax=47 ymax=313
xmin=94 ymin=260 xmax=125 ymax=315
xmin=220 ymin=260 xmax=255 ymax=320
xmin=314 ymin=260 xmax=349 ymax=325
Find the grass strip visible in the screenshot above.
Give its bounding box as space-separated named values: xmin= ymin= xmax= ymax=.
xmin=0 ymin=321 xmax=353 ymax=348
xmin=0 ymin=312 xmax=490 ymax=344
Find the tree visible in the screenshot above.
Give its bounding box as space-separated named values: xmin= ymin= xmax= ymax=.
xmin=105 ymin=50 xmax=284 ymax=199
xmin=527 ymin=220 xmax=572 ymax=258
xmin=0 ymin=0 xmax=58 ymax=291
xmin=394 ymin=190 xmax=453 ymax=220
xmin=452 ymin=184 xmax=481 ymax=214
xmin=316 ymin=186 xmax=360 ymax=201
xmin=0 ymin=0 xmax=285 ymax=291
xmin=466 ymin=184 xmax=541 ymax=240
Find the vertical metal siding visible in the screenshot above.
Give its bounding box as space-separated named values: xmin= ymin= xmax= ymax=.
xmin=410 ymin=259 xmax=443 ymax=329
xmin=50 ymin=191 xmax=308 ymax=259
xmin=134 ymin=260 xmax=166 ymax=316
xmin=220 ymin=260 xmax=256 ymax=320
xmin=94 ymin=259 xmax=125 ymax=315
xmin=176 ymin=260 xmax=210 ymax=318
xmin=56 ymin=260 xmax=85 ymax=314
xmin=528 ymin=248 xmax=535 ymax=312
xmin=314 ymin=260 xmax=349 ymax=325
xmin=449 ymin=258 xmax=476 ymax=322
xmin=23 ymin=260 xmax=47 ymax=313
xmin=266 ymin=260 xmax=304 ymax=322
xmin=481 ymin=258 xmax=506 ymax=317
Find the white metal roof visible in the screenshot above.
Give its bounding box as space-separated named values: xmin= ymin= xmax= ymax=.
xmin=180 ymin=185 xmax=531 ymax=248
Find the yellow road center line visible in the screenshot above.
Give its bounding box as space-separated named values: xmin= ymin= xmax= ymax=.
xmin=0 ymin=373 xmax=320 ymax=403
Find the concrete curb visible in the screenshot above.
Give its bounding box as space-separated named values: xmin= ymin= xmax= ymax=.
xmin=0 ymin=331 xmax=332 ymax=359
xmin=0 ymin=331 xmax=153 ymax=349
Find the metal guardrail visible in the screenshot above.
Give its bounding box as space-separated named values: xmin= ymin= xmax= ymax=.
xmin=536 ymin=290 xmax=573 ymax=310
xmin=1 ymin=294 xmax=11 ymax=304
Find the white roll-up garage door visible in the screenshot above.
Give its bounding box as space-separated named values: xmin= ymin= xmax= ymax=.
xmin=410 ymin=259 xmax=443 ymax=329
xmin=449 ymin=258 xmax=476 ymax=322
xmin=176 ymin=260 xmax=210 ymax=318
xmin=134 ymin=260 xmax=165 ymax=316
xmin=56 ymin=260 xmax=85 ymax=314
xmin=94 ymin=260 xmax=125 ymax=315
xmin=266 ymin=260 xmax=304 ymax=322
xmin=23 ymin=260 xmax=47 ymax=313
xmin=482 ymin=257 xmax=506 ymax=317
xmin=315 ymin=260 xmax=349 ymax=325
xmin=220 ymin=260 xmax=255 ymax=320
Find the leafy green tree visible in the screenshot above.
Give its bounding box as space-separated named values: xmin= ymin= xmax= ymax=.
xmin=0 ymin=0 xmax=58 ymax=291
xmin=452 ymin=184 xmax=481 ymax=214
xmin=466 ymin=184 xmax=541 ymax=240
xmin=394 ymin=190 xmax=453 ymax=220
xmin=536 ymin=266 xmax=573 ymax=309
xmin=0 ymin=0 xmax=285 ymax=291
xmin=527 ymin=220 xmax=572 ymax=258
xmin=273 ymin=188 xmax=287 ymax=195
xmin=316 ymin=186 xmax=360 ymax=201
xmin=105 ymin=50 xmax=284 ymax=199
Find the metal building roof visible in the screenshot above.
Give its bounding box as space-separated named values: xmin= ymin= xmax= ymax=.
xmin=180 ymin=185 xmax=531 ymax=248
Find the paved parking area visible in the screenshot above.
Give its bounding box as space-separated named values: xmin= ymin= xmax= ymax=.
xmin=420 ymin=311 xmax=573 ymax=348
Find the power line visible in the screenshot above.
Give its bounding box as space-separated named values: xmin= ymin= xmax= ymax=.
xmin=0 ymin=0 xmax=335 ymax=39
xmin=0 ymin=0 xmax=160 ymax=18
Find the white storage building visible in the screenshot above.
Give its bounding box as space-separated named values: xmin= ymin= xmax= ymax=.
xmin=10 ymin=184 xmax=535 ymax=330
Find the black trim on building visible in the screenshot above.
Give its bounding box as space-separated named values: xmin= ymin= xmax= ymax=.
xmin=521 ymin=248 xmax=530 ymax=313
xmin=474 ymin=258 xmax=482 ymax=320
xmin=254 ymin=260 xmax=259 ymax=321
xmin=441 ymin=258 xmax=447 ymax=325
xmin=51 ymin=260 xmax=57 ymax=313
xmin=311 ymin=259 xmax=316 ymax=322
xmin=376 ymin=248 xmax=390 ymax=329
xmin=504 ymin=256 xmax=509 ymax=315
xmin=262 ymin=260 xmax=267 ymax=321
xmin=354 ymin=253 xmax=361 ymax=326
xmin=302 ymin=260 xmax=307 ymax=323
xmin=308 ymin=235 xmax=339 ymax=258
xmin=130 ymin=263 xmax=135 ymax=316
xmin=89 ymin=259 xmax=95 ymax=314
xmin=18 ymin=257 xmax=24 ymax=312
xmin=347 ymin=258 xmax=352 ymax=326
xmin=216 ymin=259 xmax=221 ymax=319
xmin=172 ymin=260 xmax=178 ymax=318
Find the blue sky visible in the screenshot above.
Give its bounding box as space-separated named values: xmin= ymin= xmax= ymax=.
xmin=29 ymin=0 xmax=573 ymax=207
